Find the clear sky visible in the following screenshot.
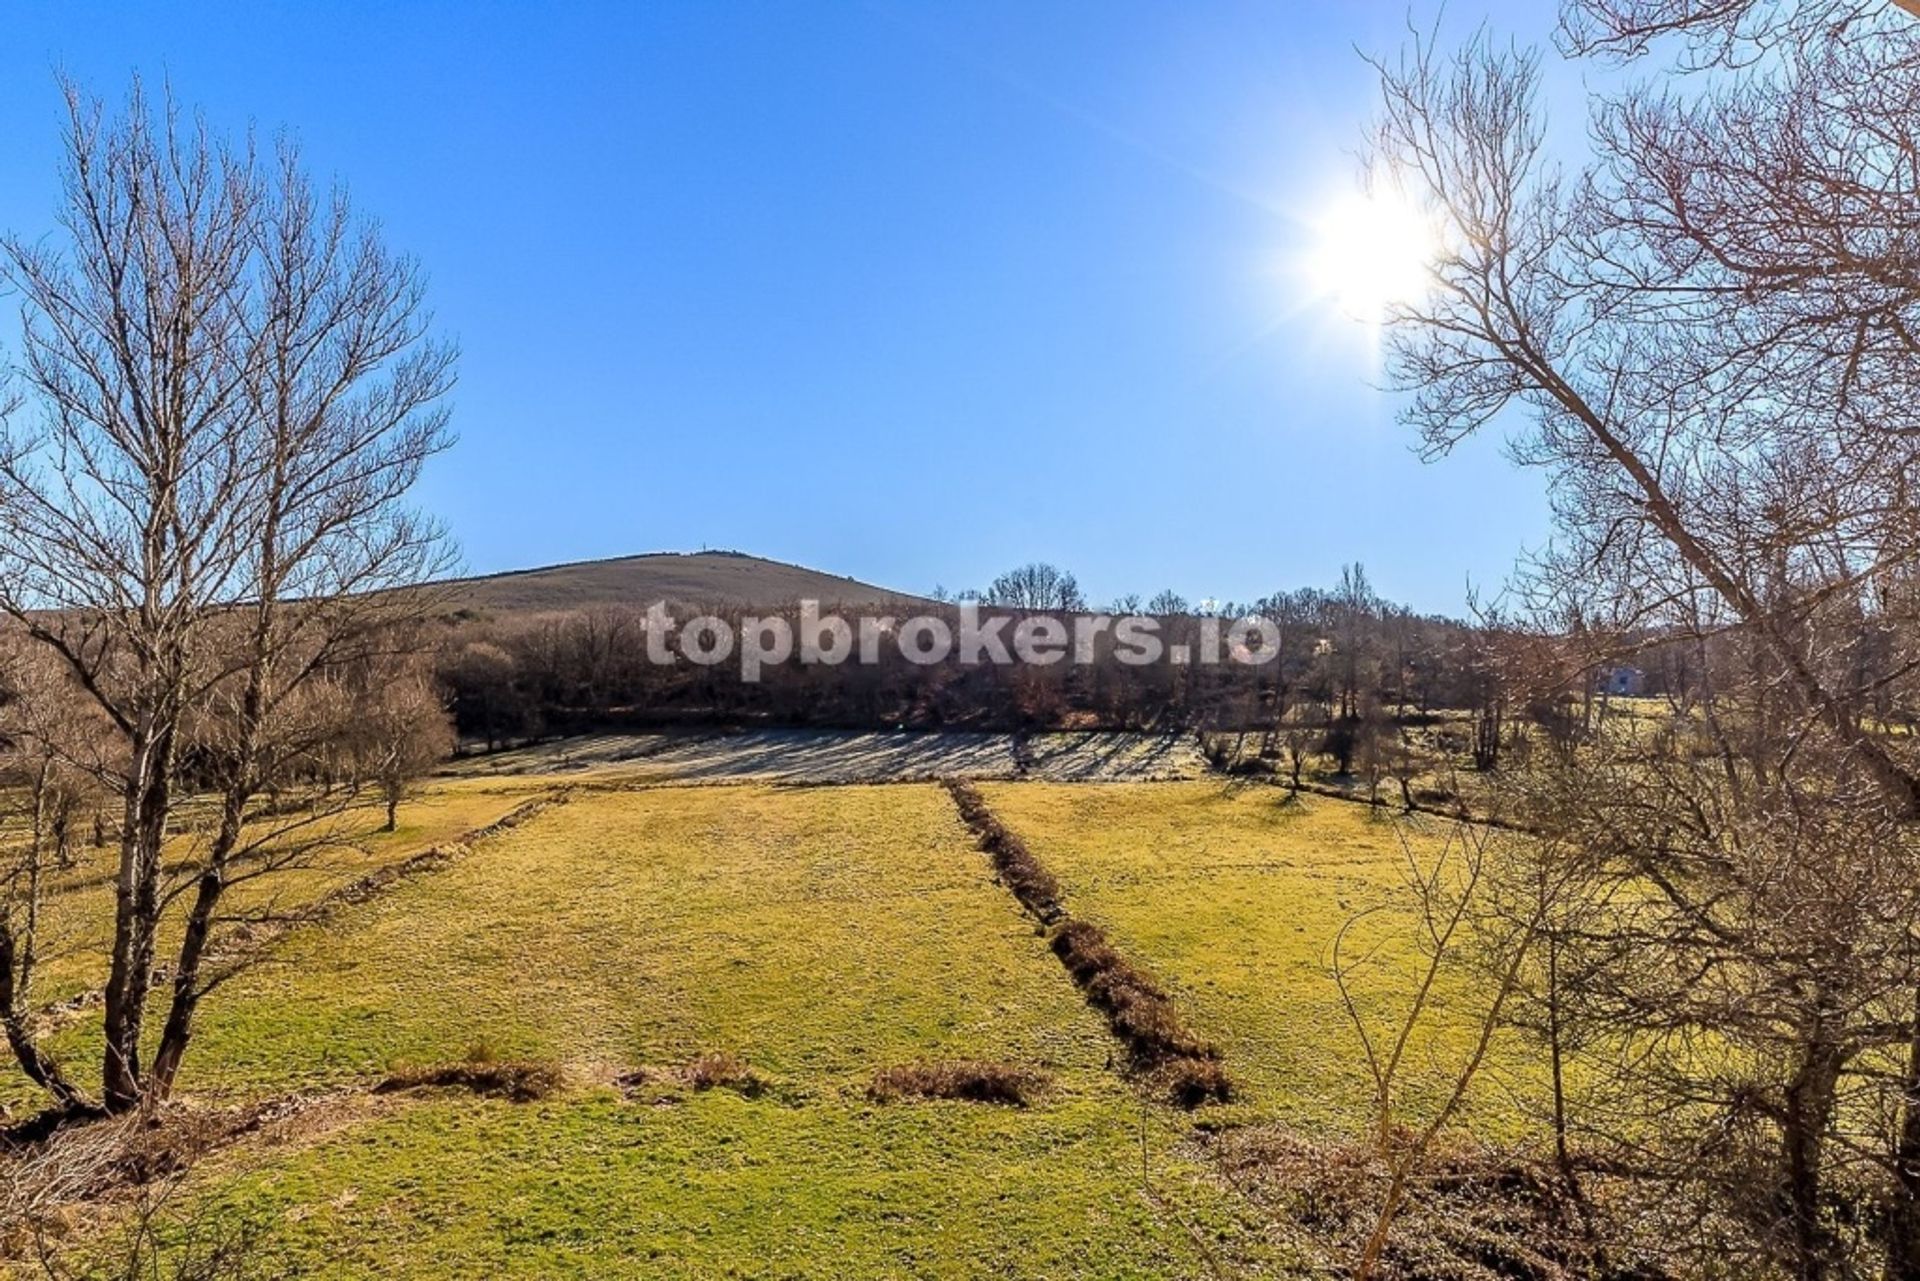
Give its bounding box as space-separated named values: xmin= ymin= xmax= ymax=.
xmin=0 ymin=1 xmax=1563 ymax=616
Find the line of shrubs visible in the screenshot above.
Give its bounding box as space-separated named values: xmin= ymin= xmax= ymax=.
xmin=943 ymin=780 xmax=1062 ymax=921
xmin=1050 ymin=920 xmax=1232 ymax=1108
xmin=943 ymin=779 xmax=1231 ymax=1109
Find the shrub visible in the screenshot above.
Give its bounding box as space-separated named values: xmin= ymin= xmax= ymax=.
xmin=946 ymin=781 xmax=1231 ymax=1110
xmin=867 ymin=1060 xmax=1047 ymax=1107
xmin=1047 ymin=918 xmax=1227 ymax=1104
xmin=614 ymin=1053 xmax=767 ymax=1101
xmin=681 ymin=1052 xmax=765 ymax=1097
xmin=1154 ymin=1057 xmax=1233 ymax=1108
xmin=944 ymin=780 xmax=1061 ymax=918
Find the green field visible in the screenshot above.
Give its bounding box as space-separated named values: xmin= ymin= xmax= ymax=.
xmin=8 ymin=765 xmax=1532 ymax=1278
xmin=980 ymin=783 xmax=1541 ymax=1137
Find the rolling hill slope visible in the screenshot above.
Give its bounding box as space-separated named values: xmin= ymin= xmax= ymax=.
xmin=435 ymin=551 xmax=922 ymax=614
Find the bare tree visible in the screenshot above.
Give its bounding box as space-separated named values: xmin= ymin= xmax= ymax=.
xmin=984 ymin=562 xmax=1087 ymax=613
xmin=353 ymin=653 xmax=455 ymax=832
xmin=1331 ymin=819 xmax=1548 ymax=1278
xmin=146 ymin=130 xmax=455 ymax=1101
xmin=0 ymin=80 xmax=454 ymax=1113
xmin=1365 ymin=3 xmax=1920 ymax=1274
xmin=1371 ymin=3 xmax=1920 ymax=811
xmin=0 ymin=641 xmax=110 ymax=1114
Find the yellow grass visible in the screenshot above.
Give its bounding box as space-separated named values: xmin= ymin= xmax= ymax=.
xmin=980 ymin=780 xmax=1545 ymax=1137
xmin=21 ymin=784 xmax=1286 ymax=1278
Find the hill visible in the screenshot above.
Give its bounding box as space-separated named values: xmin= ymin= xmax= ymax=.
xmin=434 ymin=550 xmax=923 ymax=615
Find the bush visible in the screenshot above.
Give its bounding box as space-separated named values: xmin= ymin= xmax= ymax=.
xmin=867 ymin=1060 xmax=1047 ymax=1107
xmin=681 ymin=1051 xmax=765 ymax=1097
xmin=947 ymin=782 xmax=1231 ymax=1110
xmin=1047 ymin=919 xmax=1228 ymax=1104
xmin=1154 ymin=1057 xmax=1233 ymax=1108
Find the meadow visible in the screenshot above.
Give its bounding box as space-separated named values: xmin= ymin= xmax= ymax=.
xmin=7 ymin=741 xmax=1531 ymax=1279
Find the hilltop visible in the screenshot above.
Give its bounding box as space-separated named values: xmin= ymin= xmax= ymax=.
xmin=434 ymin=550 xmax=922 ymax=614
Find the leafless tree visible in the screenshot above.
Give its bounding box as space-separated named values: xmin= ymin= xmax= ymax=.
xmin=1365 ymin=2 xmax=1920 ymax=1274
xmin=1373 ymin=1 xmax=1920 ymax=809
xmin=984 ymin=562 xmax=1087 ymax=613
xmin=352 ymin=653 xmax=455 ymax=832
xmin=0 ymin=641 xmax=111 ymax=1114
xmin=0 ymin=79 xmax=454 ymax=1113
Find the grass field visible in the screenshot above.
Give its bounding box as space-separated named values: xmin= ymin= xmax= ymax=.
xmin=9 ymin=752 xmax=1540 ymax=1278
xmin=21 ymin=781 xmax=1312 ymax=1278
xmin=1 ymin=779 xmax=547 ymax=1116
xmin=979 ymin=782 xmax=1542 ymax=1137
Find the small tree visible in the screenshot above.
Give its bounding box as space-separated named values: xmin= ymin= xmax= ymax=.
xmin=359 ymin=660 xmax=455 ymax=832
xmin=1330 ymin=819 xmax=1549 ymax=1278
xmin=0 ymin=641 xmax=111 ymax=1113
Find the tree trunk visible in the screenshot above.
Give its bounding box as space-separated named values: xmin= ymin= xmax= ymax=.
xmin=148 ymin=862 xmax=225 ymax=1099
xmin=1547 ymin=934 xmax=1572 ymax=1179
xmin=1781 ymin=1042 xmax=1845 ymax=1281
xmin=153 ymin=624 xmax=270 ymax=1101
xmin=101 ymin=719 xmax=175 ymax=1113
xmin=1885 ymin=988 xmax=1920 ymax=1281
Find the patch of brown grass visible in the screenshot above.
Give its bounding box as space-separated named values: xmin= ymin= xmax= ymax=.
xmin=681 ymin=1051 xmax=765 ymax=1097
xmin=866 ymin=1060 xmax=1048 ymax=1107
xmin=1049 ymin=923 xmax=1218 ymax=1061
xmin=616 ymin=1052 xmax=767 ymax=1101
xmin=372 ymin=1059 xmax=563 ymax=1104
xmin=1215 ymin=1126 xmax=1640 ymax=1281
xmin=1 ymin=1094 xmax=347 ymax=1253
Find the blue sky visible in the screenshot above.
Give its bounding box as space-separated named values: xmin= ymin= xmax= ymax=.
xmin=0 ymin=2 xmax=1562 ymax=616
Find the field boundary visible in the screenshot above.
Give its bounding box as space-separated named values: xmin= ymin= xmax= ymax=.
xmin=942 ymin=780 xmax=1232 ymax=1108
xmin=32 ymin=790 xmax=570 ymax=1035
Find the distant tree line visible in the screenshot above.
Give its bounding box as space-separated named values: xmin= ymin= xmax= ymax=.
xmin=430 ymin=561 xmax=1504 ymax=745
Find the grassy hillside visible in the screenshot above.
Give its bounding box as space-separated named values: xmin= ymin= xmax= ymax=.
xmin=432 ymin=550 xmax=922 ymax=614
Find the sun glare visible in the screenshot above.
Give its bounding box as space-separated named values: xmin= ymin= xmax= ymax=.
xmin=1307 ymin=190 xmax=1437 ymax=321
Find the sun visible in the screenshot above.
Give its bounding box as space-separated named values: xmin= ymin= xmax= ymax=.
xmin=1306 ymin=188 xmax=1438 ymax=321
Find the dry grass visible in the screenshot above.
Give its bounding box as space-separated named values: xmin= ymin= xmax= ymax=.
xmin=866 ymin=1060 xmax=1048 ymax=1107
xmin=1 ymin=1093 xmax=345 ymax=1252
xmin=1214 ymin=1125 xmax=1633 ymax=1281
xmin=373 ymin=1060 xmax=564 ymax=1104
xmin=679 ymin=1052 xmax=765 ymax=1097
